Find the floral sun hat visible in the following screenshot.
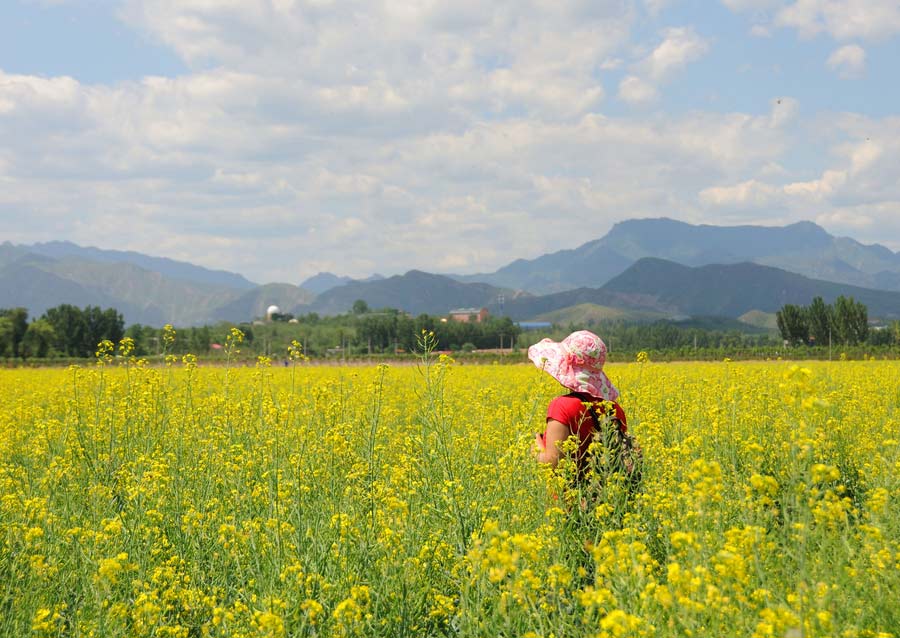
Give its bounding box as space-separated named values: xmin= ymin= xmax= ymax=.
xmin=527 ymin=330 xmax=619 ymax=401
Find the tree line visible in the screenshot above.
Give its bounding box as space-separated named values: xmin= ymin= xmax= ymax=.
xmin=5 ymin=297 xmax=898 ymax=362
xmin=776 ymin=296 xmax=871 ymax=346
xmin=0 ymin=305 xmax=124 ymax=358
xmin=0 ymin=302 xmax=522 ymax=360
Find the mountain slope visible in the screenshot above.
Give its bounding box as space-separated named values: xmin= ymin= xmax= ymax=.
xmin=305 ymin=270 xmax=522 ymax=316
xmin=531 ymin=303 xmax=668 ymax=325
xmin=27 ymin=241 xmax=257 ymax=289
xmin=37 ymin=256 xmax=253 ymax=326
xmin=458 ymin=218 xmax=900 ymax=294
xmin=456 ymin=245 xmax=632 ymax=295
xmin=0 ymin=262 xmax=158 ymax=323
xmin=299 ymin=272 xmax=356 ymax=295
xmin=209 ymin=283 xmax=316 ymax=323
xmin=299 ymin=272 xmax=386 ymax=295
xmin=494 ymin=287 xmax=670 ymax=321
xmin=599 ymin=258 xmax=900 ymax=319
xmin=0 ymin=244 xmax=258 ymax=325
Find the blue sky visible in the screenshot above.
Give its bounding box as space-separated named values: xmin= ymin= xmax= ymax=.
xmin=0 ymin=2 xmax=184 ymax=82
xmin=1 ymin=0 xmax=899 ymax=283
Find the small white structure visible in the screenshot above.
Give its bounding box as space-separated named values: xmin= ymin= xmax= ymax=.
xmin=266 ymin=305 xmax=281 ymax=321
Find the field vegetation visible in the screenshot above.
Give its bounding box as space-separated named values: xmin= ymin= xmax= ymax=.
xmin=1 ymin=334 xmax=898 ymax=637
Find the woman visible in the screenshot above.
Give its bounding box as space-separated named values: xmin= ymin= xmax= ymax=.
xmin=529 ymin=330 xmax=637 ymax=483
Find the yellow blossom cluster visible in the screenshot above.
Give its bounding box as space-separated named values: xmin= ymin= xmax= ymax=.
xmin=0 ymin=348 xmax=898 ymax=636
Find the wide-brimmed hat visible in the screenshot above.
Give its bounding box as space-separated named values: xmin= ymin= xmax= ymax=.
xmin=528 ymin=330 xmax=619 ymax=401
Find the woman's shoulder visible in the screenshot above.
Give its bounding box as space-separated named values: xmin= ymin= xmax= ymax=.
xmin=547 ymin=393 xmax=589 ymax=421
xmin=548 ymin=393 xmax=586 ymax=409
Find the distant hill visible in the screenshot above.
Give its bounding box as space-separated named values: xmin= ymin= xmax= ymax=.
xmin=457 ymin=245 xmax=631 ymax=294
xmin=456 ymin=218 xmax=900 ymax=294
xmin=669 ymin=316 xmax=772 ymax=334
xmin=0 ymin=261 xmax=157 ymax=323
xmin=6 ymin=218 xmax=900 ymax=327
xmin=0 ymin=243 xmax=268 ymax=326
xmin=599 ymin=258 xmax=900 ymax=319
xmin=208 ymin=283 xmax=316 ymax=323
xmin=739 ymin=310 xmax=779 ymax=331
xmin=300 ymin=272 xmax=356 ymax=295
xmin=299 ymin=271 xmax=385 ymax=295
xmin=25 ymin=241 xmax=257 ymax=290
xmin=303 ymin=270 xmax=522 ymax=316
xmin=531 ymin=303 xmax=667 ymax=325
xmin=494 ymin=287 xmax=667 ymax=321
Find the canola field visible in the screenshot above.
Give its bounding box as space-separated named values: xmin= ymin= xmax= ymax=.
xmin=1 ymin=341 xmax=899 ymax=637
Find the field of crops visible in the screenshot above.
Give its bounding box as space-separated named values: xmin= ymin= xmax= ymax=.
xmin=2 ymin=339 xmax=899 ymax=637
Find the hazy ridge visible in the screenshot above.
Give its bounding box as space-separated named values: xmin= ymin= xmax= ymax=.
xmin=5 ymin=219 xmax=900 ymax=326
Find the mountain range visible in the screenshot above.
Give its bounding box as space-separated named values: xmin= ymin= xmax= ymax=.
xmin=3 ymin=218 xmax=900 ymax=326
xmin=453 ymin=218 xmax=900 ymax=294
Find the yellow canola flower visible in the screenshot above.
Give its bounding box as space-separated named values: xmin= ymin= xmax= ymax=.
xmin=1 ymin=358 xmax=899 ymax=636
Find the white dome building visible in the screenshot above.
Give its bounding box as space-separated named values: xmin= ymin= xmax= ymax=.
xmin=266 ymin=305 xmax=281 ymax=321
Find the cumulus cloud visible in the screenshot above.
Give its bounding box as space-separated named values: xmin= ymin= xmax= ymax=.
xmin=1 ymin=56 xmax=805 ymax=279
xmin=724 ymin=0 xmax=900 ymax=41
xmin=3 ymin=1 xmax=900 ymax=280
xmin=643 ymin=0 xmax=673 ymax=16
xmin=721 ymin=0 xmax=781 ymax=9
xmin=639 ymin=26 xmax=711 ymax=81
xmin=614 ymin=25 xmax=709 ymax=107
xmin=826 ymin=44 xmax=866 ymax=78
xmin=776 ymin=0 xmax=900 ymax=40
xmin=118 ymin=0 xmax=630 ymax=123
xmin=617 ymin=76 xmax=659 ymax=105
xmin=699 ymin=179 xmax=784 ymax=208
xmin=699 ymin=111 xmax=900 ymax=248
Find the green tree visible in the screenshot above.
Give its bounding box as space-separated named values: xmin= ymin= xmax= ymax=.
xmin=43 ymin=304 xmax=85 ymax=356
xmin=0 ymin=316 xmax=13 ymax=357
xmin=189 ymin=326 xmax=212 ymax=353
xmin=833 ymin=296 xmax=868 ymax=345
xmin=806 ymin=296 xmax=833 ymax=346
xmin=42 ymin=305 xmax=123 ymax=357
xmin=22 ymin=319 xmax=56 ymax=358
xmin=352 ymin=299 xmax=370 ymax=315
xmin=0 ymin=308 xmax=28 ymax=357
xmin=82 ymin=306 xmax=124 ymax=356
xmin=357 ymin=313 xmax=398 ymax=353
xmin=125 ymin=324 xmax=155 ymax=356
xmin=776 ymin=304 xmax=808 ymax=345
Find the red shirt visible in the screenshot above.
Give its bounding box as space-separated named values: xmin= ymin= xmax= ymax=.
xmin=543 ymin=392 xmax=627 ymax=470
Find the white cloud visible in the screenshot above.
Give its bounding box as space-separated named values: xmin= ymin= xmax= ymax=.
xmin=599 ymin=57 xmax=624 ymax=70
xmin=699 ymin=112 xmax=900 ymax=248
xmin=776 ymin=0 xmax=900 ymax=40
xmin=699 ymin=179 xmax=784 ymax=208
xmin=643 ymin=0 xmax=672 ymax=16
xmin=721 ymin=0 xmax=781 ymax=9
xmin=826 ymin=44 xmax=866 ymax=79
xmin=3 ymin=1 xmax=900 ymax=281
xmin=118 ymin=0 xmax=630 ymax=124
xmin=617 ymin=75 xmax=659 ymax=105
xmin=639 ymin=26 xmax=711 ymax=81
xmin=1 ymin=59 xmax=807 ymax=280
xmin=783 ymin=169 xmax=848 ymax=200
xmin=723 ymin=0 xmax=900 ymax=41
